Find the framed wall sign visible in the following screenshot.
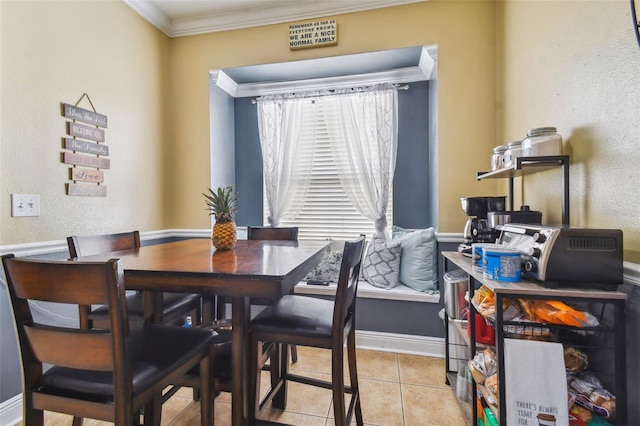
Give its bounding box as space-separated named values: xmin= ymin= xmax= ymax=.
xmin=289 ymin=19 xmax=337 ymax=50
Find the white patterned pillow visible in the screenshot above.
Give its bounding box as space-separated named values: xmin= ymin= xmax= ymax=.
xmin=362 ymin=236 xmax=401 ymax=289
xmin=304 ymin=250 xmax=343 ymax=283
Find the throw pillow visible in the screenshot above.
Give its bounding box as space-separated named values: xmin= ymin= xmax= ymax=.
xmin=362 ymin=236 xmax=401 ymax=289
xmin=304 ymin=250 xmax=343 ymax=283
xmin=392 ymin=226 xmax=438 ymax=292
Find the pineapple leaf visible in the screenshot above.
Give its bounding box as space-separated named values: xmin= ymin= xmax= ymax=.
xmin=203 ymin=186 xmax=237 ymax=221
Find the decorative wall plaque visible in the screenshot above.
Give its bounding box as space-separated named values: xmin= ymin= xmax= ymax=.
xmin=289 ymin=19 xmax=337 ymax=50
xmin=61 ymin=94 xmax=108 ymax=197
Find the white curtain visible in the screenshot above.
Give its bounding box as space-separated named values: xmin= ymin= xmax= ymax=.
xmin=256 ymin=94 xmax=314 ymax=226
xmin=324 ymin=83 xmax=398 ymax=239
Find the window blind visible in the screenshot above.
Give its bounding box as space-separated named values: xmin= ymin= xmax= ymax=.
xmin=263 ymin=97 xmax=392 ymax=241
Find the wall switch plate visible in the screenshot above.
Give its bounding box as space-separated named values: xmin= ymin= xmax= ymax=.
xmin=11 ymin=194 xmax=41 ymax=217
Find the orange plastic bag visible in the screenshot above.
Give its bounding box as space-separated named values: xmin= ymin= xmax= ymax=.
xmin=531 ymin=300 xmax=587 ymax=326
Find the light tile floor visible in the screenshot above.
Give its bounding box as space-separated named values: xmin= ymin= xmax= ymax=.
xmin=30 ymin=347 xmax=466 ymax=425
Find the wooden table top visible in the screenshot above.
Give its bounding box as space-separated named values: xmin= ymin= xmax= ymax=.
xmin=75 ymin=238 xmax=331 ymax=298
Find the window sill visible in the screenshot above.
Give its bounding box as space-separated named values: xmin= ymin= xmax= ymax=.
xmin=295 ymin=280 xmax=439 ymax=303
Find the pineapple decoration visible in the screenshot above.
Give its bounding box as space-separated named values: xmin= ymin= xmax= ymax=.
xmin=203 ymin=186 xmax=238 ymax=250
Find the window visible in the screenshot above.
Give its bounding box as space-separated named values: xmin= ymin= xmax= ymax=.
xmin=263 ymin=97 xmax=392 ymax=241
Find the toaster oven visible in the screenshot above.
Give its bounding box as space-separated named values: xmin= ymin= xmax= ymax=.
xmin=497 ymin=224 xmax=623 ymax=287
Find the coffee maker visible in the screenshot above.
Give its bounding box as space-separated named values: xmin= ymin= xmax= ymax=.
xmin=458 ymin=196 xmax=506 ymax=254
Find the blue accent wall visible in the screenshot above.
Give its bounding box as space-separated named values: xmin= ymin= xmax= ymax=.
xmin=233 ymin=81 xmax=432 ymax=228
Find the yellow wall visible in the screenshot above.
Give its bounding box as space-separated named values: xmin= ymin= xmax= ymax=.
xmin=2 ymin=1 xmax=637 ymax=262
xmin=168 ymin=1 xmax=499 ymax=231
xmin=497 ymin=1 xmax=640 ymax=262
xmin=0 ymin=1 xmax=170 ymax=244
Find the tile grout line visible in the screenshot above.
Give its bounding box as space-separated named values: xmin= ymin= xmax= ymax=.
xmin=396 ymin=353 xmax=407 ymax=426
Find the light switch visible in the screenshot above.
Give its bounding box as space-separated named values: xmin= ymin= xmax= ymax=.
xmin=11 ymin=194 xmax=40 ymax=217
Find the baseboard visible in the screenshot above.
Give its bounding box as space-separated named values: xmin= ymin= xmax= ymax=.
xmin=355 ymin=330 xmax=445 ymax=358
xmin=0 ymin=394 xmax=21 ymax=426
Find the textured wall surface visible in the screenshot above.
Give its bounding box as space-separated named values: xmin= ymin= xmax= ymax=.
xmin=169 ymin=1 xmax=499 ymax=232
xmin=497 ymin=1 xmax=640 ymax=262
xmin=0 ymin=1 xmax=170 ymax=245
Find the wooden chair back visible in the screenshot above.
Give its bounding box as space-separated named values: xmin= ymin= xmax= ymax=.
xmin=333 ymin=235 xmax=366 ymax=337
xmin=67 ymin=231 xmax=141 ymax=328
xmin=67 ymin=230 xmax=141 ymax=258
xmin=247 ymin=226 xmax=298 ymax=241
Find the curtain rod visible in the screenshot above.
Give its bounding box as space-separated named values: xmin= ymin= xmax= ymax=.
xmin=251 ymin=84 xmax=409 ymax=104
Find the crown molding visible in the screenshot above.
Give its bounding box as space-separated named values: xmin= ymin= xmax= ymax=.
xmin=211 ymin=45 xmax=436 ymax=98
xmin=124 ymin=0 xmax=427 ymax=38
xmin=231 ymin=66 xmax=429 ymax=98
xmin=124 ymin=0 xmax=172 ymax=36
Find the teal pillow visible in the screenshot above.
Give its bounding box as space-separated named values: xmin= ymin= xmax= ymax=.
xmin=392 ymin=226 xmax=438 ymax=292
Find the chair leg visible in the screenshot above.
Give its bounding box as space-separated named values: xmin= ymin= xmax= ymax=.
xmin=272 ymin=343 xmax=289 ymax=409
xmin=143 ymin=394 xmax=162 ymax=426
xmin=290 ymin=344 xmax=298 ymax=363
xmin=72 ymin=416 xmax=83 ymax=426
xmin=248 ymin=334 xmax=261 ymax=425
xmin=23 ymin=400 xmax=44 ymax=426
xmin=199 ymin=348 xmax=215 ymax=426
xmin=332 ymin=343 xmax=347 ymax=426
xmin=347 ymin=328 xmax=363 ymax=425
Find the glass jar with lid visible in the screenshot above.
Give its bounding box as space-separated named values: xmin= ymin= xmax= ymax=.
xmin=503 ymin=140 xmax=523 ymax=168
xmin=491 ymin=145 xmax=508 ymax=170
xmin=522 ymin=127 xmax=562 ymax=157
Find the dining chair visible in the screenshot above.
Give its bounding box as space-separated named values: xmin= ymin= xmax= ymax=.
xmin=246 ymin=226 xmax=300 ymax=362
xmin=190 ymin=226 xmax=301 ymax=399
xmin=67 ymin=231 xmax=204 ymax=328
xmin=1 ymin=255 xmax=218 ymax=426
xmin=214 ymin=226 xmax=299 ymax=319
xmin=247 ymin=234 xmax=366 ymax=426
xmin=246 ymin=226 xmax=299 ymax=241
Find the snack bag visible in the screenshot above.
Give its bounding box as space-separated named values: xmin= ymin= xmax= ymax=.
xmin=568 ymin=373 xmax=616 ymax=419
xmin=564 ymin=347 xmax=589 ymax=373
xmin=473 ymin=285 xmax=495 ymax=316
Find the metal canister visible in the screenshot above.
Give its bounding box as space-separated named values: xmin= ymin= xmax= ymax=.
xmin=444 ymin=269 xmax=469 ymax=319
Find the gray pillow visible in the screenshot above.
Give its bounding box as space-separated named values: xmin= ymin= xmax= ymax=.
xmin=304 ymin=250 xmax=343 ymax=283
xmin=362 ymin=236 xmax=401 ymax=289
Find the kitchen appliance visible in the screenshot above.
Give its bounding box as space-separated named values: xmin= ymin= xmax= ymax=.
xmin=459 ymin=197 xmax=506 ymax=254
xmin=486 ymin=205 xmax=542 ymax=228
xmin=497 ymin=223 xmax=623 ymax=288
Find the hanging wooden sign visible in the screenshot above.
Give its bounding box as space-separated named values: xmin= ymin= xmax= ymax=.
xmin=62 ymin=93 xmax=109 ymax=197
xmin=62 ymin=103 xmax=108 ymax=128
xmin=63 ymin=151 xmax=110 ymax=169
xmin=70 ymin=167 xmax=104 ymax=183
xmin=67 ymin=183 xmax=107 ymax=197
xmin=68 ymin=122 xmax=105 ymax=142
xmin=64 ymin=138 xmax=109 ymax=156
xmin=289 ymin=19 xmax=337 ymax=50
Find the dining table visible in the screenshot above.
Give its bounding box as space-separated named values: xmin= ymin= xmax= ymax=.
xmin=72 ymin=237 xmax=331 ymax=426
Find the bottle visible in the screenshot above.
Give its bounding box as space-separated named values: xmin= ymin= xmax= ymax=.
xmin=522 ymin=127 xmax=562 ymax=157
xmin=183 ymin=315 xmax=193 ymax=327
